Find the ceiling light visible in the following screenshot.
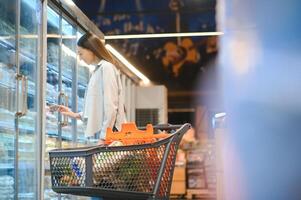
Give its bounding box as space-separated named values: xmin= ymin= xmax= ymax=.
xmin=62 ymin=0 xmax=76 ymax=7
xmin=104 ymin=31 xmax=223 ymax=40
xmin=214 ymin=112 xmax=226 ymax=118
xmin=105 ymin=44 xmax=150 ymax=85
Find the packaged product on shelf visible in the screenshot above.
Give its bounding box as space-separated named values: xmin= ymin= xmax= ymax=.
xmin=47 ymin=42 xmax=59 ymax=66
xmin=19 ymin=135 xmax=34 ymax=153
xmin=0 ymin=142 xmax=5 ymax=158
xmin=0 ymin=175 xmax=14 ymax=199
xmin=19 ymin=112 xmax=35 ymax=130
xmin=78 ymin=67 xmax=89 ymax=85
xmin=186 ymin=140 xmax=217 ymax=190
xmin=0 ymin=18 xmax=15 ymax=35
xmin=187 ymin=168 xmax=206 ymax=189
xmin=0 ymin=108 xmax=14 ymax=124
xmin=0 ymin=175 xmax=14 ymax=186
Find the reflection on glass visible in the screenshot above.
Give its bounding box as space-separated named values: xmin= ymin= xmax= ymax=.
xmin=0 ymin=0 xmax=17 ymax=199
xmin=18 ymin=0 xmax=39 ymax=199
xmin=46 ymin=5 xmax=60 ymax=126
xmin=76 ymin=30 xmax=87 ymax=146
xmin=61 ymin=17 xmax=76 ymax=144
xmin=77 ymin=62 xmax=90 ymax=145
xmin=44 ymin=6 xmax=78 ymax=200
xmin=45 ymin=6 xmax=61 ymax=200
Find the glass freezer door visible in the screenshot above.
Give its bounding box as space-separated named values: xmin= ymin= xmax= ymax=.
xmin=76 ymin=30 xmax=89 ymax=146
xmin=61 ymin=17 xmax=77 ymax=148
xmin=44 ymin=5 xmax=61 ymax=200
xmin=45 ymin=5 xmax=78 ymax=200
xmin=18 ymin=0 xmax=39 ymax=199
xmin=0 ymin=1 xmax=17 ymax=199
xmin=0 ymin=0 xmax=40 ymax=199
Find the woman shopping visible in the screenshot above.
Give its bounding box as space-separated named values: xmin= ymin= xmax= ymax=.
xmin=55 ymin=32 xmax=127 ymax=144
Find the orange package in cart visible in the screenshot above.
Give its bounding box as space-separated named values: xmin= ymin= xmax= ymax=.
xmin=105 ymin=123 xmax=171 ymax=146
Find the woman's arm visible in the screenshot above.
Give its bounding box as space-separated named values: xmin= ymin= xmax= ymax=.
xmin=56 ymin=105 xmax=81 ymax=119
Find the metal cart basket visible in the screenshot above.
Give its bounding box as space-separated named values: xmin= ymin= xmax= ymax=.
xmin=49 ymin=123 xmax=191 ymax=200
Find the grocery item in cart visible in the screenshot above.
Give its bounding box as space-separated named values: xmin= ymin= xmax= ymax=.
xmin=49 ymin=123 xmax=191 ymax=200
xmin=105 ymin=122 xmax=170 ymax=145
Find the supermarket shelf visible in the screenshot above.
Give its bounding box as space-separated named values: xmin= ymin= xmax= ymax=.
xmin=0 ymin=164 xmax=14 ymax=169
xmin=0 ymin=74 xmax=36 ymax=96
xmin=47 ymin=132 xmax=73 ymax=141
xmin=0 ymin=121 xmax=73 ymax=141
xmin=0 ymin=80 xmax=16 ymax=90
xmin=0 ymin=37 xmax=36 ymax=64
xmin=0 ymin=75 xmax=78 ymax=111
xmin=47 ymin=63 xmax=87 ymax=88
xmin=0 ymin=164 xmax=38 ymax=170
xmin=0 ymin=122 xmax=15 ymax=132
xmin=18 ymin=192 xmax=34 ymax=199
xmin=19 ymin=149 xmax=35 ymax=153
xmin=0 ymin=38 xmax=85 ymax=89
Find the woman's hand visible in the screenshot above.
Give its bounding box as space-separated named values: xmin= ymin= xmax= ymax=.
xmin=56 ymin=105 xmax=70 ymax=113
xmin=57 ymin=105 xmax=81 ymax=119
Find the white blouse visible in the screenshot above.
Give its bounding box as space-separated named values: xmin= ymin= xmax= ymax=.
xmin=81 ymin=60 xmax=126 ymax=139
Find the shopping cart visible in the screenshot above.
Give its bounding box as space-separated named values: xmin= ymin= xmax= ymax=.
xmin=49 ymin=123 xmax=191 ymax=200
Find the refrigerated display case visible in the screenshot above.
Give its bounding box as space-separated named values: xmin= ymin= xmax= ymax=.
xmin=76 ymin=46 xmax=90 ymax=146
xmin=0 ymin=11 xmax=17 ymax=200
xmin=0 ymin=0 xmax=141 ymax=199
xmin=0 ymin=0 xmax=40 ymax=199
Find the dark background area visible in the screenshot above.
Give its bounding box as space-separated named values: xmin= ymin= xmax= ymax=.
xmin=73 ymin=0 xmax=219 ymax=126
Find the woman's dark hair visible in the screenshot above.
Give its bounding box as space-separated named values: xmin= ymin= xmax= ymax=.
xmin=77 ymin=32 xmax=116 ymax=65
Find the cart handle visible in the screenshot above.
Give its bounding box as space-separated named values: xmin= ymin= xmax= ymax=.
xmin=140 ymin=123 xmax=191 ymax=143
xmin=49 ymin=123 xmax=191 ymax=155
xmin=138 ymin=123 xmax=186 ymax=131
